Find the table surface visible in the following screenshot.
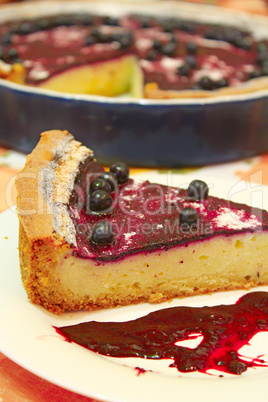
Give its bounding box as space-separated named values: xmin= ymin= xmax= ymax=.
xmin=1 ymin=0 xmax=268 ymax=401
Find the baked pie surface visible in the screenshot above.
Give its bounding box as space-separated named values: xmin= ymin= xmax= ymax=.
xmin=1 ymin=3 xmax=268 ymax=98
xmin=16 ymin=130 xmax=268 ymax=313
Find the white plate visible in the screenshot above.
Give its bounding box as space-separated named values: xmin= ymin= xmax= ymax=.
xmin=1 ymin=174 xmax=268 ymax=402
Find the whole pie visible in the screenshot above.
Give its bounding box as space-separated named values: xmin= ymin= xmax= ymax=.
xmin=1 ymin=4 xmax=268 ymax=98
xmin=15 ymin=130 xmax=268 ymax=313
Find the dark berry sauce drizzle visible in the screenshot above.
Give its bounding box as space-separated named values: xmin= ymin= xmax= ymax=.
xmin=56 ymin=291 xmax=268 ymax=375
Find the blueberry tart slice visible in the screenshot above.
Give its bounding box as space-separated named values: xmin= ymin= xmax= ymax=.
xmin=16 ymin=130 xmax=268 ymax=313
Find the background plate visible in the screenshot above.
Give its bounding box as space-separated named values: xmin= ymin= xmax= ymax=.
xmin=1 ymin=173 xmax=268 ymax=401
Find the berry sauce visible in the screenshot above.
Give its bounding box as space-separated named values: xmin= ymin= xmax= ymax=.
xmin=55 ymin=291 xmax=268 ymax=375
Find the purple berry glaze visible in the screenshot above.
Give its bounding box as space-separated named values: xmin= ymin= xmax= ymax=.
xmin=55 ymin=291 xmax=268 ymax=376
xmin=68 ymin=165 xmax=268 ymax=261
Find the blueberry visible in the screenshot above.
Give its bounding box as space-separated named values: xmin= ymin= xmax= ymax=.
xmin=261 ymin=62 xmax=268 ymax=76
xmin=98 ymin=32 xmax=111 ymax=43
xmin=188 ymin=179 xmax=209 ymax=201
xmin=89 ymin=190 xmax=113 ymax=212
xmin=161 ymin=18 xmax=177 ymax=33
xmin=139 ymin=16 xmax=152 ymax=29
xmin=177 ymin=20 xmax=195 ymax=33
xmin=204 ymin=28 xmax=223 ymax=41
xmin=179 ymin=207 xmax=198 ymax=225
xmin=185 ymin=55 xmax=198 ymax=69
xmin=146 ymin=49 xmax=158 ymax=61
xmin=197 ymin=76 xmax=215 ymax=91
xmin=37 ymin=18 xmax=54 ymax=31
xmin=103 ymin=16 xmax=120 ymax=26
xmin=256 ymin=51 xmax=268 ymax=66
xmin=249 ymin=69 xmax=261 ymax=79
xmin=98 ymin=172 xmax=117 ymax=192
xmin=54 ymin=15 xmax=74 ymax=27
xmin=216 ymin=78 xmax=229 ymax=88
xmin=0 ymin=46 xmax=4 ymax=60
xmin=161 ymin=41 xmax=177 ymax=57
xmin=91 ymin=221 xmax=114 ymax=246
xmin=178 ymin=64 xmax=191 ymax=77
xmin=90 ymin=27 xmax=101 ymax=40
xmin=152 ymin=39 xmax=162 ymax=50
xmin=117 ymin=32 xmax=133 ymax=49
xmin=7 ymin=48 xmax=20 ymax=62
xmin=1 ymin=33 xmax=13 ymax=46
xmin=84 ymin=35 xmax=96 ymax=46
xmin=18 ymin=22 xmax=34 ymax=35
xmin=256 ymin=42 xmax=267 ymax=54
xmin=75 ymin=14 xmax=94 ymax=26
xmin=169 ymin=34 xmax=178 ymax=44
xmin=228 ymin=360 xmax=247 ymax=375
xmin=90 ymin=178 xmax=111 ymax=193
xmin=235 ymin=37 xmax=252 ymax=50
xmin=110 ymin=162 xmax=129 ymax=184
xmin=186 ymin=41 xmax=197 ymax=55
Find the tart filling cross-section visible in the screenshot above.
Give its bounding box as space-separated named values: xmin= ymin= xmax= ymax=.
xmin=16 ymin=130 xmax=268 ymax=313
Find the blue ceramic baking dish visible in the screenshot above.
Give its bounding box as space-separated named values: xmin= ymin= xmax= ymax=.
xmin=0 ymin=1 xmax=268 ymax=167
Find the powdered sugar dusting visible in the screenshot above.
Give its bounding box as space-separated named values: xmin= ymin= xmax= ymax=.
xmin=213 ymin=207 xmax=261 ymax=230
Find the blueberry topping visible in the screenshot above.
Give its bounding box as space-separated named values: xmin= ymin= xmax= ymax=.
xmin=179 ymin=207 xmax=198 ymax=225
xmin=256 ymin=42 xmax=267 ymax=54
xmin=249 ymin=69 xmax=261 ymax=79
xmin=103 ymin=16 xmax=120 ymax=26
xmin=188 ymin=179 xmax=209 ymax=201
xmin=146 ymin=49 xmax=158 ymax=61
xmin=256 ymin=51 xmax=268 ymax=66
xmin=139 ymin=16 xmax=152 ymax=29
xmin=98 ymin=172 xmax=117 ymax=192
xmin=1 ymin=33 xmax=13 ymax=46
xmin=152 ymin=39 xmax=162 ymax=50
xmin=75 ymin=14 xmax=94 ymax=26
xmin=90 ymin=190 xmax=113 ymax=212
xmin=177 ymin=20 xmax=195 ymax=33
xmin=84 ymin=35 xmax=96 ymax=46
xmin=90 ymin=27 xmax=101 ymax=40
xmin=98 ymin=32 xmax=111 ymax=43
xmin=17 ymin=22 xmax=34 ymax=35
xmin=110 ymin=162 xmax=129 ymax=184
xmin=7 ymin=48 xmax=20 ymax=62
xmin=185 ymin=55 xmax=198 ymax=69
xmin=216 ymin=78 xmax=229 ymax=88
xmin=90 ymin=178 xmax=111 ymax=194
xmin=169 ymin=34 xmax=178 ymax=44
xmin=55 ymin=15 xmax=75 ymax=27
xmin=161 ymin=18 xmax=177 ymax=33
xmin=0 ymin=46 xmax=4 ymax=60
xmin=117 ymin=32 xmax=133 ymax=49
xmin=36 ymin=18 xmax=54 ymax=31
xmin=186 ymin=41 xmax=197 ymax=55
xmin=235 ymin=37 xmax=252 ymax=50
xmin=261 ymin=62 xmax=268 ymax=76
xmin=91 ymin=221 xmax=114 ymax=246
xmin=161 ymin=41 xmax=177 ymax=57
xmin=228 ymin=360 xmax=247 ymax=375
xmin=197 ymin=76 xmax=215 ymax=91
xmin=204 ymin=28 xmax=223 ymax=41
xmin=178 ymin=64 xmax=191 ymax=77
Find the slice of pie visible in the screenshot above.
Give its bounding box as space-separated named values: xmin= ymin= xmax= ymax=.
xmin=15 ymin=130 xmax=268 ymax=314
